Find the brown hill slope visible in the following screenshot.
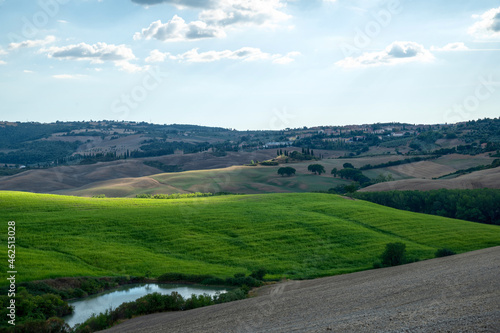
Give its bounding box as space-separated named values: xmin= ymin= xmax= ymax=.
xmin=0 ymin=150 xmax=277 ymax=193
xmin=103 ymin=246 xmax=500 ymax=333
xmin=360 ymin=167 xmax=500 ymax=192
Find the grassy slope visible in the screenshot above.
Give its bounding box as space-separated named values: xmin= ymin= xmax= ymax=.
xmin=1 ymin=191 xmax=499 ymax=285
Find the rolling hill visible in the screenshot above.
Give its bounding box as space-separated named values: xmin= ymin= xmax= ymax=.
xmin=1 ymin=191 xmax=499 ymax=285
xmin=54 ymin=153 xmax=498 ymax=198
xmin=0 ymin=149 xmax=279 ymax=193
xmin=360 ymin=167 xmax=500 ymax=192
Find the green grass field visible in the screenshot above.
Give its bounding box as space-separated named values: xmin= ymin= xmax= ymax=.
xmin=1 ymin=191 xmax=499 ymax=286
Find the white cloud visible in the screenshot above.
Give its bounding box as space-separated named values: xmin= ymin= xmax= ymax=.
xmin=336 ymin=41 xmax=434 ymax=68
xmin=52 ymin=74 xmax=87 ymax=79
xmin=134 ymin=15 xmax=225 ymax=42
xmin=469 ymin=6 xmax=500 ymax=39
xmin=165 ymin=47 xmax=299 ymax=64
xmin=431 ymin=42 xmax=469 ymax=52
xmin=57 ymin=20 xmax=69 ymax=24
xmin=146 ymin=49 xmax=169 ymax=63
xmin=198 ymin=0 xmax=290 ymax=28
xmin=43 ymin=42 xmax=148 ymax=73
xmin=8 ymin=36 xmax=56 ymax=50
xmin=43 ymin=42 xmax=135 ymax=62
xmin=23 ymin=70 xmax=34 ymax=73
xmin=273 ymin=51 xmax=301 ymax=64
xmin=115 ymin=61 xmax=150 ymax=73
xmin=134 ymin=0 xmax=290 ymax=42
xmin=131 ymin=0 xmax=216 ymax=8
xmin=0 ymin=48 xmax=6 ymax=65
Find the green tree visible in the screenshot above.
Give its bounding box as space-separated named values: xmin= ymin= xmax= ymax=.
xmin=331 ymin=167 xmax=338 ymax=177
xmin=277 ymin=167 xmax=296 ymax=177
xmin=344 ymin=182 xmax=359 ymax=193
xmin=381 ymin=242 xmax=406 ymax=266
xmin=343 ymin=162 xmax=354 ymax=169
xmin=307 ymin=164 xmax=325 ymax=175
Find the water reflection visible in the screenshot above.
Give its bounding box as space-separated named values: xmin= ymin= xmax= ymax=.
xmin=64 ymin=283 xmax=227 ymax=328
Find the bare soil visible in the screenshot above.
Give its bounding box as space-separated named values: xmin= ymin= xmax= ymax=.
xmin=388 ymin=161 xmax=455 ymax=179
xmin=102 ymin=246 xmax=500 ymax=333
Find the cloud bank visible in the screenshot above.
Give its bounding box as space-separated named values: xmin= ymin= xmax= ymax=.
xmin=42 ymin=42 xmax=147 ymax=72
xmin=431 ymin=42 xmax=469 ymax=52
xmin=469 ymin=6 xmax=500 ymax=39
xmin=134 ymin=15 xmax=225 ymax=42
xmin=146 ymin=47 xmax=300 ymax=64
xmin=8 ymin=36 xmax=56 ymax=50
xmin=134 ymin=0 xmax=290 ymax=42
xmin=336 ymin=41 xmax=434 ymax=68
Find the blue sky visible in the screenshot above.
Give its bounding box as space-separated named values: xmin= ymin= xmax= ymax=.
xmin=0 ymin=0 xmax=499 ymax=130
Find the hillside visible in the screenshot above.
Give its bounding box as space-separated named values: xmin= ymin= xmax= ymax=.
xmin=1 ymin=192 xmax=499 ymax=284
xmin=0 ymin=150 xmax=279 ymax=193
xmin=0 ymin=154 xmax=413 ymax=196
xmin=361 ymin=167 xmax=500 ymax=192
xmin=103 ymin=246 xmax=500 ymax=333
xmin=57 ymin=153 xmax=497 ymax=197
xmin=1 ymin=119 xmax=499 ymax=195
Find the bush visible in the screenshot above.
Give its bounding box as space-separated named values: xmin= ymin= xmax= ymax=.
xmin=435 ymin=248 xmax=456 ymax=258
xmin=158 ymin=272 xmax=262 ymax=287
xmin=380 ymin=242 xmax=406 ymax=267
xmin=250 ymin=268 xmax=267 ymax=281
xmin=73 ymin=288 xmax=248 ymax=332
xmin=260 ymin=161 xmax=279 ymax=166
xmin=372 ymin=260 xmax=383 ymax=269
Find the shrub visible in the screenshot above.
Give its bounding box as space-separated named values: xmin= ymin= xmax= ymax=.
xmin=200 ymin=277 xmax=225 ymax=285
xmin=72 ymin=289 xmax=247 ymax=332
xmin=380 ymin=242 xmax=406 ymax=267
xmin=435 ymin=248 xmax=456 ymax=258
xmin=250 ymin=268 xmax=267 ymax=280
xmin=260 ymin=161 xmax=279 ymax=166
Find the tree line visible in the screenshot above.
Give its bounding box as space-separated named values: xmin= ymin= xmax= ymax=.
xmin=352 ymin=189 xmax=500 ymax=225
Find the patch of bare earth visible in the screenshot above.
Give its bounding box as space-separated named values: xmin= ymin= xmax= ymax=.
xmin=388 ymin=161 xmax=456 ymax=179
xmin=102 ymin=246 xmax=500 ymax=333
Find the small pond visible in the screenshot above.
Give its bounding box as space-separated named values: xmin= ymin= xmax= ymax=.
xmin=63 ymin=283 xmax=228 ymax=328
